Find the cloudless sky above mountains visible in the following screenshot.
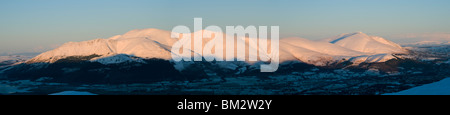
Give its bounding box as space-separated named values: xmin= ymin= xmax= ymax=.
xmin=1 ymin=0 xmax=450 ymax=54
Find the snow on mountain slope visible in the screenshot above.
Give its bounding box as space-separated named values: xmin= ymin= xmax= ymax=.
xmin=121 ymin=28 xmax=178 ymax=46
xmin=281 ymin=37 xmax=367 ymax=56
xmin=91 ymin=54 xmax=146 ymax=65
xmin=323 ymin=32 xmax=406 ymax=54
xmin=371 ymin=36 xmax=404 ymax=49
xmin=27 ymin=29 xmax=406 ymax=66
xmin=279 ymin=42 xmax=336 ymax=66
xmin=348 ymin=53 xmax=396 ymax=64
xmin=28 ymin=39 xmax=115 ymax=63
xmin=112 ymin=37 xmax=172 ymax=59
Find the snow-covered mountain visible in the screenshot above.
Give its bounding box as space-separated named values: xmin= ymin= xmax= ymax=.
xmin=322 ymin=32 xmax=406 ymax=54
xmin=27 ymin=28 xmax=176 ymax=63
xmin=27 ymin=29 xmax=407 ymax=67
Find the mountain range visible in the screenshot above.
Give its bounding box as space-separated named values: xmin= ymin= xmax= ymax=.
xmin=26 ymin=28 xmax=407 ymax=68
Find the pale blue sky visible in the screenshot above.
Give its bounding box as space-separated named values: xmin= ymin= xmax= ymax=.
xmin=1 ymin=0 xmax=450 ymax=54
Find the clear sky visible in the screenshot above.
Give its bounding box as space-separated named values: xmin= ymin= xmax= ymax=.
xmin=1 ymin=0 xmax=450 ymax=54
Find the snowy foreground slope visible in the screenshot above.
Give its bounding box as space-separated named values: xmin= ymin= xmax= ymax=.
xmin=385 ymin=78 xmax=450 ymax=95
xmin=26 ymin=28 xmax=407 ymax=66
xmin=49 ymin=91 xmax=97 ymax=95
